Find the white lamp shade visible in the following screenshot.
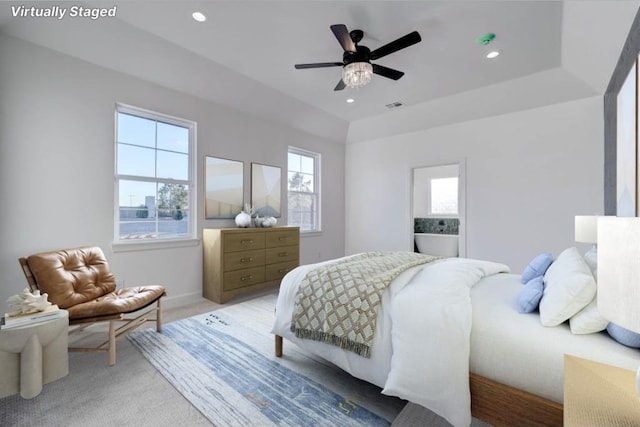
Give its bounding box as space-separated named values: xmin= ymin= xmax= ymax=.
xmin=575 ymin=215 xmax=599 ymax=243
xmin=598 ymin=217 xmax=640 ymax=333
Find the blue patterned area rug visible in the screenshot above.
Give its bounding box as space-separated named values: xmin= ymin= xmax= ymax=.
xmin=127 ymin=302 xmax=401 ymax=427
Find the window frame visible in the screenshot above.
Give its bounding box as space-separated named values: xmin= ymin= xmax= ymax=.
xmin=287 ymin=146 xmax=321 ymax=233
xmin=113 ymin=103 xmax=197 ymax=250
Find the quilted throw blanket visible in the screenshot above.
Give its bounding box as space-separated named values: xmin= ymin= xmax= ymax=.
xmin=290 ymin=251 xmax=439 ymax=357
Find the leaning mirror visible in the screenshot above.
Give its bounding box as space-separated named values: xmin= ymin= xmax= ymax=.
xmin=205 ymin=156 xmax=244 ymax=219
xmin=251 ymin=162 xmax=281 ymax=217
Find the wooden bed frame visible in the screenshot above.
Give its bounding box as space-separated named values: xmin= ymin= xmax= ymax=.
xmin=274 ymin=335 xmax=563 ymax=427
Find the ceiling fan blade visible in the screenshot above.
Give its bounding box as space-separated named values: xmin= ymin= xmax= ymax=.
xmin=295 ymin=62 xmax=343 ymax=69
xmin=370 ymin=31 xmax=421 ymax=60
xmin=330 ymin=24 xmax=356 ymax=52
xmin=372 ymin=64 xmax=405 ymax=80
xmin=334 ymin=79 xmax=346 ymax=91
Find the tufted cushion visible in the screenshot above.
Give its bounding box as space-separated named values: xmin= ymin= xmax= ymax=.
xmin=67 ymin=286 xmax=166 ymax=321
xmin=26 ymin=247 xmax=117 ymax=309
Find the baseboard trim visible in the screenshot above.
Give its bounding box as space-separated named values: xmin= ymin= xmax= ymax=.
xmin=162 ymin=292 xmax=206 ymax=310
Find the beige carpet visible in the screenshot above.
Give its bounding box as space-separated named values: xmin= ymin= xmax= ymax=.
xmin=1 ymin=291 xmax=399 ymax=426
xmin=0 ymin=290 xmax=491 ymax=427
xmin=0 ymin=298 xmax=221 ymax=427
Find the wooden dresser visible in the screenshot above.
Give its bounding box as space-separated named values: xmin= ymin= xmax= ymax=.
xmin=203 ymin=227 xmax=300 ymax=303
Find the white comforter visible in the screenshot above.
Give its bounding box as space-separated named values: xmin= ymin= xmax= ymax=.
xmin=272 ymin=255 xmax=509 ymax=427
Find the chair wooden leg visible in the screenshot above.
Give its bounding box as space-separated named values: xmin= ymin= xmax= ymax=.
xmin=108 ymin=320 xmax=116 ymax=366
xmin=156 ymin=299 xmax=162 ymax=332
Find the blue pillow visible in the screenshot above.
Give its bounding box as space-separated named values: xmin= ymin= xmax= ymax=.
xmin=607 ymin=323 xmax=640 ymax=348
xmin=517 ymin=276 xmax=544 ymax=313
xmin=521 ymin=253 xmax=554 ymax=284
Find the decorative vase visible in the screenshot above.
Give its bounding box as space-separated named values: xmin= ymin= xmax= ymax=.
xmin=254 ymin=216 xmax=277 ymax=227
xmin=235 ymin=211 xmax=251 ymax=228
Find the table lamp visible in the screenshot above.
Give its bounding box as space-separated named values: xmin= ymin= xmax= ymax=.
xmin=574 ymin=215 xmax=598 ymax=244
xmin=597 ymin=216 xmax=640 ymax=395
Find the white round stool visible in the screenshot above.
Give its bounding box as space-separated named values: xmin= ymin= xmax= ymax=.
xmin=0 ymin=311 xmax=69 ymax=399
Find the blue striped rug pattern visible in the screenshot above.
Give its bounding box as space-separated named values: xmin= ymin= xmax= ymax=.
xmin=128 ymin=311 xmax=391 ymax=427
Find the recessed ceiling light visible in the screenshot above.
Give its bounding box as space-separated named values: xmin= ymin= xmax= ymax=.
xmin=486 ymin=50 xmax=501 ymax=59
xmin=192 ymin=11 xmax=206 ymax=22
xmin=346 ymin=98 xmax=355 ymax=104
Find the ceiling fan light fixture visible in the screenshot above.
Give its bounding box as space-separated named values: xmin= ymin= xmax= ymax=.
xmin=342 ymin=62 xmax=373 ymax=88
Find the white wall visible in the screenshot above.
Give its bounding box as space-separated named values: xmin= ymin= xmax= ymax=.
xmin=345 ymin=97 xmax=603 ymax=273
xmin=0 ymin=34 xmax=345 ymax=313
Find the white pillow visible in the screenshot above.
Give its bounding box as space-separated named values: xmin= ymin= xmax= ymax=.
xmin=569 ymin=296 xmax=609 ymax=334
xmin=539 ymin=247 xmax=596 ymax=326
xmin=583 ymin=245 xmax=597 ymax=279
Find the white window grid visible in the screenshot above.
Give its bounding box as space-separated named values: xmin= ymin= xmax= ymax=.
xmin=114 ymin=103 xmax=197 ymax=244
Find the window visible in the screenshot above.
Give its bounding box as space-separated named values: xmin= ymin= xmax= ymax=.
xmin=287 ymin=148 xmax=320 ymax=232
xmin=429 ymin=177 xmax=458 ymax=215
xmin=115 ymin=104 xmax=196 ymax=243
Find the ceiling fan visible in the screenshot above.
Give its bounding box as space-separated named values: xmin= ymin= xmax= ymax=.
xmin=294 ymin=24 xmax=422 ymax=91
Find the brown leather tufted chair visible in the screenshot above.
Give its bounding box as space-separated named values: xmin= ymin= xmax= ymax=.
xmin=19 ymin=246 xmax=166 ymax=366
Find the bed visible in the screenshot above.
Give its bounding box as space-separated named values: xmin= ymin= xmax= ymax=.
xmin=271 ymin=251 xmax=640 ymax=427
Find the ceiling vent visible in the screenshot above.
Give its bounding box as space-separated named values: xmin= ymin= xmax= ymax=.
xmin=385 ymin=101 xmax=403 ymax=110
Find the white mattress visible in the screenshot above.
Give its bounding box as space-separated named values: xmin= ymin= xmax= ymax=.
xmin=470 ymin=273 xmax=640 ymax=403
xmin=274 ymin=261 xmax=640 ymax=406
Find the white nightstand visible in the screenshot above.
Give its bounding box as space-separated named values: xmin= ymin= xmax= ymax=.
xmin=564 ymin=355 xmax=640 ymax=426
xmin=0 ymin=311 xmax=69 ymax=399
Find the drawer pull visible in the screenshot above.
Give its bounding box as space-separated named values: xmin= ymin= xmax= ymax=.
xmin=278 ymin=236 xmax=288 ymax=241
xmin=241 ymin=239 xmax=254 ymax=244
xmin=278 ymin=252 xmax=288 ymax=257
xmin=278 ymin=268 xmax=288 ymax=273
xmin=240 ymin=257 xmax=253 ymax=263
xmin=241 ymin=275 xmax=253 ymax=281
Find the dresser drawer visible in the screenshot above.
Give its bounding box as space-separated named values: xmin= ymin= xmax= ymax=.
xmin=266 ymin=261 xmax=299 ymax=281
xmin=204 ymin=227 xmax=299 ymax=304
xmin=223 ymin=232 xmax=265 ymax=252
xmin=266 ymin=245 xmax=299 ymax=265
xmin=223 ymin=267 xmax=266 ymax=291
xmin=266 ymin=229 xmax=299 ymax=248
xmin=224 ymin=249 xmax=265 ymax=272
